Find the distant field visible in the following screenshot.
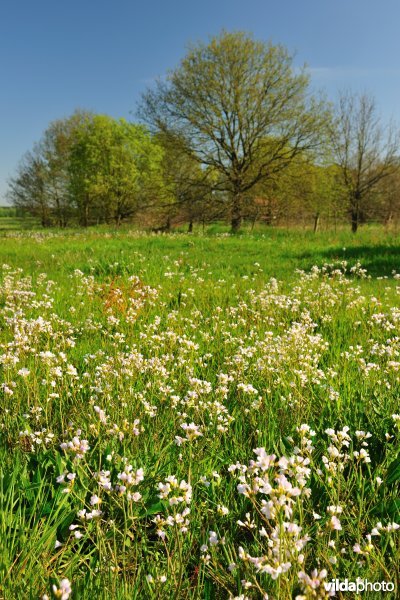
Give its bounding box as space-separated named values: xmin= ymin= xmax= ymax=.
xmin=0 ymin=228 xmax=399 ymax=598
xmin=0 ymin=207 xmax=39 ymax=230
xmin=0 ymin=224 xmax=399 ymax=279
xmin=0 ymin=217 xmax=39 ymax=230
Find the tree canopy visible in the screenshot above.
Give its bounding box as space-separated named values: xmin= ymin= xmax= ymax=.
xmin=7 ymin=32 xmax=400 ymax=232
xmin=69 ymin=115 xmax=165 ymax=226
xmin=8 ymin=113 xmax=166 ymax=227
xmin=139 ymin=30 xmax=329 ymax=230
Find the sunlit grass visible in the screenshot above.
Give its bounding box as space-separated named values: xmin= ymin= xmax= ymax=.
xmin=0 ymin=227 xmax=399 ymax=599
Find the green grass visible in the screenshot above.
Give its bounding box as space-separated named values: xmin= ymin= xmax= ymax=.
xmin=0 ymin=224 xmax=399 ymax=277
xmin=0 ymin=216 xmax=39 ymax=230
xmin=0 ymin=226 xmax=399 ymax=599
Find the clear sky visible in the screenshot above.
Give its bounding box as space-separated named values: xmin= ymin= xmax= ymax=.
xmin=1 ymin=0 xmax=400 ymax=203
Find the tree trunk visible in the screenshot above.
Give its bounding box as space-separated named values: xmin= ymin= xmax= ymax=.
xmin=231 ymin=193 xmax=242 ymax=232
xmin=264 ymin=203 xmax=273 ymax=226
xmin=385 ymin=212 xmax=393 ymax=229
xmin=82 ymin=198 xmax=89 ymax=227
xmin=351 ymin=193 xmax=360 ymax=233
xmin=313 ymin=212 xmax=320 ymax=233
xmin=351 ymin=209 xmax=358 ymax=233
xmin=40 ymin=204 xmax=49 ymax=227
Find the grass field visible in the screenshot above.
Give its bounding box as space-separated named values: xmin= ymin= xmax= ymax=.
xmin=0 ymin=227 xmax=399 ymax=599
xmin=0 ymin=208 xmax=38 ymax=231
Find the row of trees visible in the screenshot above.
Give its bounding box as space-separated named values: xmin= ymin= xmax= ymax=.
xmin=7 ymin=31 xmax=400 ymax=232
xmin=8 ymin=113 xmax=167 ymax=228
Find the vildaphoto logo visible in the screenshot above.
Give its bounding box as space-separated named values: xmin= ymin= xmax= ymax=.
xmin=323 ymin=579 xmax=395 ymax=593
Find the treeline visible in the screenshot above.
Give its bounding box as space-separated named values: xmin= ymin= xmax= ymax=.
xmin=7 ymin=32 xmax=400 ymax=232
xmin=7 ymin=113 xmax=167 ymax=228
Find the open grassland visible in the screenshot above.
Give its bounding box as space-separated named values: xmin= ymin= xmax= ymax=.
xmin=0 ymin=208 xmax=39 ymax=231
xmin=0 ymin=227 xmax=400 ymax=599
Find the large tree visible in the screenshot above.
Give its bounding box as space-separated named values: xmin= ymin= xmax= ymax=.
xmin=139 ymin=30 xmax=328 ymax=231
xmin=329 ymin=92 xmax=399 ymax=232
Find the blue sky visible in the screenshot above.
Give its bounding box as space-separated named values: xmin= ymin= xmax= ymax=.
xmin=1 ymin=0 xmax=400 ymax=202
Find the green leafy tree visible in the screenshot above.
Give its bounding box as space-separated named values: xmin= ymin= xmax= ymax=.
xmin=69 ymin=116 xmax=165 ymax=226
xmin=139 ymin=30 xmax=329 ymax=231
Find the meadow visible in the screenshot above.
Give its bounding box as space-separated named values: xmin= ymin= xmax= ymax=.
xmin=0 ymin=226 xmax=399 ymax=599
